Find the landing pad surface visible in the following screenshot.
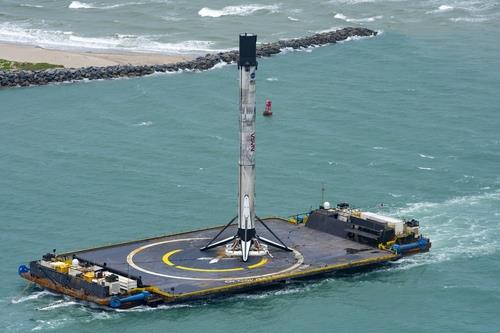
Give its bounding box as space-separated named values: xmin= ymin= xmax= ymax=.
xmin=73 ymin=218 xmax=396 ymax=298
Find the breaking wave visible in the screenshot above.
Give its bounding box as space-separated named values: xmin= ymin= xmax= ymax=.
xmin=68 ymin=1 xmax=147 ymax=10
xmin=11 ymin=290 xmax=56 ymax=304
xmin=437 ymin=4 xmax=454 ymax=12
xmin=450 ymin=16 xmax=489 ymax=22
xmin=19 ymin=3 xmax=44 ymax=8
xmin=0 ymin=22 xmax=220 ymax=54
xmin=37 ymin=300 xmax=79 ymax=311
xmin=134 ymin=121 xmax=153 ymax=126
xmin=334 ymin=13 xmax=383 ymax=22
xmin=198 ymin=4 xmax=280 ymax=18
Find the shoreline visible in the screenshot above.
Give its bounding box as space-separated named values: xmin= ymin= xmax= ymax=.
xmin=0 ymin=42 xmax=190 ymax=68
xmin=0 ymin=28 xmax=377 ymax=88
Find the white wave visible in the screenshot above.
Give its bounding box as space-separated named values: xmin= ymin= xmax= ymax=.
xmin=11 ymin=290 xmax=56 ymax=304
xmin=396 ymin=191 xmax=500 ymax=216
xmin=427 ymin=4 xmax=454 ymax=14
xmin=418 ymin=166 xmax=433 ymax=170
xmin=198 ymin=4 xmax=280 ymax=18
xmin=116 ymin=303 xmax=192 ymax=312
xmin=334 ymin=12 xmax=383 ymax=22
xmin=69 ymin=1 xmax=147 ymax=9
xmin=32 ymin=318 xmax=69 ymax=331
xmin=287 ymin=16 xmax=300 ymax=21
xmin=69 ymin=1 xmax=93 ymax=9
xmin=419 ymin=153 xmax=435 ymax=159
xmin=0 ymin=22 xmax=220 ymax=54
xmin=450 ymin=16 xmax=489 ymax=23
xmin=37 ymin=300 xmax=79 ymax=311
xmin=81 ymin=310 xmax=116 ymax=322
xmin=134 ymin=121 xmax=153 ymax=126
xmin=161 ymin=15 xmax=184 ymax=22
xmin=438 ymin=4 xmax=454 ymax=12
xmin=20 ymin=4 xmax=44 ymax=8
xmin=279 ymin=46 xmax=316 ymax=54
xmin=334 ymin=13 xmax=349 ymax=21
xmin=372 ymin=146 xmax=386 ymax=150
xmin=266 ymin=77 xmax=279 ymax=81
xmin=207 ymin=61 xmax=230 ymax=71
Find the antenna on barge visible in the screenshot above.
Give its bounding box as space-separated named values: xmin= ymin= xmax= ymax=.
xmin=200 ymin=33 xmax=291 ymax=261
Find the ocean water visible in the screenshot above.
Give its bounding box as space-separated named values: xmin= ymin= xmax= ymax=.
xmin=1 ymin=0 xmax=500 ymax=332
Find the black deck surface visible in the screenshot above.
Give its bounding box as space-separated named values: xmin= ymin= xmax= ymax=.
xmin=74 ymin=218 xmax=394 ymax=295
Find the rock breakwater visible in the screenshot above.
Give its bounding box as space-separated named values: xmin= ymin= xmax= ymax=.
xmin=0 ymin=28 xmax=376 ymax=88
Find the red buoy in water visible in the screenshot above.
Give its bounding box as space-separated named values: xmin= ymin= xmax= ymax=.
xmin=263 ymin=99 xmax=272 ymax=116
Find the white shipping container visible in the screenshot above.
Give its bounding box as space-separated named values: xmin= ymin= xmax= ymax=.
xmin=361 ymin=212 xmax=405 ymax=235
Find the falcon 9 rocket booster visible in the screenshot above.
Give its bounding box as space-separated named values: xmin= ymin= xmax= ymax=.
xmin=237 ymin=33 xmax=258 ymax=261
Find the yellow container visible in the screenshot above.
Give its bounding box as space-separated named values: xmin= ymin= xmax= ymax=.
xmin=83 ymin=271 xmax=95 ymax=282
xmin=53 ymin=262 xmax=70 ymax=274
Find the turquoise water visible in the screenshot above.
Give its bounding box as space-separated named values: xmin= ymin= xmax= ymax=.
xmin=2 ymin=1 xmax=500 ymax=332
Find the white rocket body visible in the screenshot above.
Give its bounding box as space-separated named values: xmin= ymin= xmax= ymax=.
xmin=200 ymin=33 xmax=289 ymax=259
xmin=237 ymin=34 xmax=258 ymax=262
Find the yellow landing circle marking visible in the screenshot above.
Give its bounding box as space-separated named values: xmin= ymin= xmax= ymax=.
xmin=162 ymin=249 xmax=268 ymax=272
xmin=248 ymin=258 xmax=268 ymax=269
xmin=126 ymin=237 xmax=304 ymax=281
xmin=162 ymin=249 xmax=181 ymax=267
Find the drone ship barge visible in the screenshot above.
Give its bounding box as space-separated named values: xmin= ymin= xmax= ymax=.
xmin=19 ymin=34 xmax=431 ymax=309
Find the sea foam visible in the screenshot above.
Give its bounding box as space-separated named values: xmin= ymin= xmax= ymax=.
xmin=382 ymin=190 xmax=500 ymax=272
xmin=198 ymin=4 xmax=280 ymax=18
xmin=438 ymin=5 xmax=454 ymax=12
xmin=450 ymin=16 xmax=489 ymax=23
xmin=11 ymin=290 xmax=55 ymax=304
xmin=19 ymin=3 xmax=44 ymax=8
xmin=0 ymin=22 xmax=219 ymax=54
xmin=334 ymin=13 xmax=383 ymax=22
xmin=69 ymin=1 xmax=147 ymax=10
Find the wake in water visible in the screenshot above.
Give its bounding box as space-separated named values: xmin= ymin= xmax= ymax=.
xmin=385 ymin=190 xmax=500 ymax=271
xmin=11 ymin=290 xmax=56 ymax=304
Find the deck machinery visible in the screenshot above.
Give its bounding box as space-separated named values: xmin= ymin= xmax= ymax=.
xmin=19 ymin=34 xmax=431 ymax=309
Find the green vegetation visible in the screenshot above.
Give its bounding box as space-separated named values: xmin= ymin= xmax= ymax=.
xmin=0 ymin=58 xmax=63 ymax=71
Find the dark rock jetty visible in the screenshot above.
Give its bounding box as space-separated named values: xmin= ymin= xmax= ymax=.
xmin=0 ymin=28 xmax=376 ymax=89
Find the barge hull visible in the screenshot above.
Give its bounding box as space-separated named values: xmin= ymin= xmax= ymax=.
xmin=21 ymin=218 xmax=409 ymax=307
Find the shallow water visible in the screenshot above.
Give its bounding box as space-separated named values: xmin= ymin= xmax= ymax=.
xmin=0 ymin=0 xmax=499 ymax=53
xmin=1 ymin=0 xmax=500 ymax=332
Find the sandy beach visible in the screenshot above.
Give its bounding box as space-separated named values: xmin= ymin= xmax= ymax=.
xmin=0 ymin=43 xmax=189 ymax=68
